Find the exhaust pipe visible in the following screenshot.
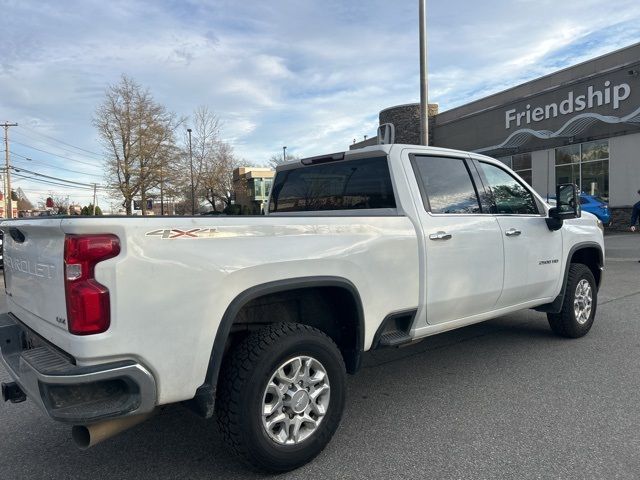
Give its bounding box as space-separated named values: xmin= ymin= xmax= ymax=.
xmin=72 ymin=411 xmax=155 ymax=449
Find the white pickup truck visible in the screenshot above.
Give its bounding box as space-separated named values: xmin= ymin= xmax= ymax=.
xmin=0 ymin=144 xmax=604 ymax=471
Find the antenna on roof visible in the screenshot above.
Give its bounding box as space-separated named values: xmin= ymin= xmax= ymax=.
xmin=377 ymin=123 xmax=395 ymax=145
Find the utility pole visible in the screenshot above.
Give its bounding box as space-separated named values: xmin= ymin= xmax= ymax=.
xmin=187 ymin=128 xmax=194 ymax=215
xmin=2 ymin=122 xmax=18 ymax=218
xmin=92 ymin=183 xmax=97 ymax=215
xmin=419 ymin=0 xmax=429 ymax=146
xmin=283 ymin=146 xmax=287 ymax=164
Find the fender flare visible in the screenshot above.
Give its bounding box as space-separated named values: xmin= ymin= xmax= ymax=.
xmin=534 ymin=241 xmax=604 ymax=314
xmin=186 ymin=276 xmax=365 ymax=418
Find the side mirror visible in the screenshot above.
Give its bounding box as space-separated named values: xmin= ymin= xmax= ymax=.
xmin=555 ymin=183 xmax=581 ymax=219
xmin=546 ymin=183 xmax=581 ymax=231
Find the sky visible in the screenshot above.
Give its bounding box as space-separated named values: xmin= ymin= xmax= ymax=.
xmin=1 ymin=0 xmax=640 ymax=211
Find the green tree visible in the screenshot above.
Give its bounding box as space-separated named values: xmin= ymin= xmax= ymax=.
xmin=81 ymin=204 xmax=103 ymax=216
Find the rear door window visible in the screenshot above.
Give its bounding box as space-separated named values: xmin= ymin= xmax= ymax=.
xmin=411 ymin=155 xmax=482 ymax=214
xmin=269 ymin=156 xmax=396 ymax=213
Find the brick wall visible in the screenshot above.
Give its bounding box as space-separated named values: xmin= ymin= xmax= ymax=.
xmin=607 ymin=207 xmax=634 ymax=231
xmin=379 ymin=103 xmax=438 ymax=145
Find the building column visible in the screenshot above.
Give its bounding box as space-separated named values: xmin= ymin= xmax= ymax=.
xmin=531 ymin=149 xmax=555 ymax=199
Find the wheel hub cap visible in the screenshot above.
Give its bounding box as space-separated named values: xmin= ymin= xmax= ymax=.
xmin=261 ymin=355 xmax=330 ymax=445
xmin=288 ymin=390 xmax=310 ymax=414
xmin=574 ymin=279 xmax=593 ymax=325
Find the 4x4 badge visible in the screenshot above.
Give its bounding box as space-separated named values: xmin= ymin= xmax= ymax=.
xmin=145 ymin=228 xmax=218 ymax=239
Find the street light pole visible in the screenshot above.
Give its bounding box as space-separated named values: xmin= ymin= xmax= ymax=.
xmin=282 ymin=146 xmax=287 ymax=164
xmin=187 ymin=128 xmax=194 ymax=215
xmin=419 ymin=0 xmax=429 ymax=146
xmin=160 ymin=162 xmax=164 ymax=216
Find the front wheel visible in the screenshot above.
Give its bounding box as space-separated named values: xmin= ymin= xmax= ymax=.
xmin=216 ymin=323 xmax=346 ymax=472
xmin=547 ymin=263 xmax=597 ymax=338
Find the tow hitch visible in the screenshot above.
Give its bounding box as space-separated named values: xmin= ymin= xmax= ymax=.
xmin=1 ymin=382 xmax=26 ymax=403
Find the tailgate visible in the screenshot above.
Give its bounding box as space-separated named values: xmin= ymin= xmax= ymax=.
xmin=2 ymin=219 xmax=67 ymax=329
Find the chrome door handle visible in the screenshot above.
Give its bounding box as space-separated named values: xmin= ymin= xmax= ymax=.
xmin=429 ymin=231 xmax=452 ymax=241
xmin=505 ymin=228 xmax=521 ymax=237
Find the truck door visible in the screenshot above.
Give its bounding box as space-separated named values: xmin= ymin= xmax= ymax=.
xmin=473 ymin=159 xmax=563 ymax=307
xmin=409 ymin=154 xmax=504 ymax=325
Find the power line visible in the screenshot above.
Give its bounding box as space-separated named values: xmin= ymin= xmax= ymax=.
xmin=12 ymin=129 xmax=105 ymax=161
xmin=11 ymin=172 xmax=94 ymax=189
xmin=12 ymin=172 xmax=96 ymax=191
xmin=16 ymin=186 xmax=112 ymax=200
xmin=10 ymin=151 xmax=103 ymax=178
xmin=10 ymin=139 xmax=104 ymax=167
xmin=12 ymin=176 xmax=97 ymax=193
xmin=10 ymin=166 xmax=101 ymax=188
xmin=17 ymin=125 xmax=106 ymax=158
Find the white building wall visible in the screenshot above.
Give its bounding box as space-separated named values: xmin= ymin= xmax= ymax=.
xmin=609 ymin=132 xmax=640 ymax=207
xmin=531 ymin=148 xmax=555 ymax=199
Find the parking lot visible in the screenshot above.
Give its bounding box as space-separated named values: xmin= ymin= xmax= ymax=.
xmin=1 ymin=234 xmax=639 ymax=479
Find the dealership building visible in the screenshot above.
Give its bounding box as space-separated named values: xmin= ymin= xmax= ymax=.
xmin=353 ymin=42 xmax=640 ymax=227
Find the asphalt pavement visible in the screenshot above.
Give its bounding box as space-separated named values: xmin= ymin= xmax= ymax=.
xmin=1 ymin=234 xmax=639 ymax=479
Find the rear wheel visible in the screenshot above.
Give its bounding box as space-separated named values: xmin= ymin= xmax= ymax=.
xmin=547 ymin=263 xmax=597 ymax=338
xmin=216 ymin=323 xmax=346 ymax=472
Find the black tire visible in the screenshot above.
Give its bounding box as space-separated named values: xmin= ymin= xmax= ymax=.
xmin=216 ymin=322 xmax=346 ymax=472
xmin=547 ymin=263 xmax=597 ymax=338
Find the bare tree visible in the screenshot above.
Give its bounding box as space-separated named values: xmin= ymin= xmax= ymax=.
xmin=135 ymin=100 xmax=183 ymax=215
xmin=155 ymin=143 xmax=183 ymax=215
xmin=202 ymin=141 xmax=244 ymax=212
xmin=177 ymin=106 xmax=221 ymax=213
xmin=193 ymin=106 xmax=221 ymax=188
xmin=39 ymin=194 xmax=69 ymax=214
xmin=15 ymin=188 xmax=34 ymax=211
xmin=94 ymin=75 xmax=182 ymax=215
xmin=268 ymin=152 xmax=299 ymax=169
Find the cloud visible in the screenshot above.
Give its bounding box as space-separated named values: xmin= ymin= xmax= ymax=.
xmin=1 ymin=0 xmax=639 ymax=207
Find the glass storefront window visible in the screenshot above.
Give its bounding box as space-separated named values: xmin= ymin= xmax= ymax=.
xmin=496 ymin=157 xmax=512 ymax=168
xmin=581 ymin=140 xmax=609 ymax=162
xmin=518 ymin=169 xmax=532 ymax=186
xmin=555 ymin=140 xmax=609 ymax=201
xmin=511 ymin=153 xmax=531 ymax=171
xmin=555 ymin=163 xmax=579 ymax=186
xmin=581 ymin=161 xmax=609 ymax=197
xmin=511 ymin=153 xmax=532 ymax=186
xmin=555 ymin=144 xmax=580 ymax=165
xmin=495 ymin=153 xmax=532 ymax=186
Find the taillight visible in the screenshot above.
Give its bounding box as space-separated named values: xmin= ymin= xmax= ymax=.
xmin=64 ymin=235 xmax=120 ymax=335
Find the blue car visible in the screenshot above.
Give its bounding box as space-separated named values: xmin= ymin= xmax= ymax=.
xmin=547 ymin=193 xmax=611 ymax=225
xmin=580 ymin=194 xmax=611 ymax=225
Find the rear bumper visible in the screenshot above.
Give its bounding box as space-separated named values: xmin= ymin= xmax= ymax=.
xmin=0 ymin=313 xmax=156 ymax=424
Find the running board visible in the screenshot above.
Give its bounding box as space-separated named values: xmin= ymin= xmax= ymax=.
xmin=378 ymin=330 xmax=413 ymax=347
